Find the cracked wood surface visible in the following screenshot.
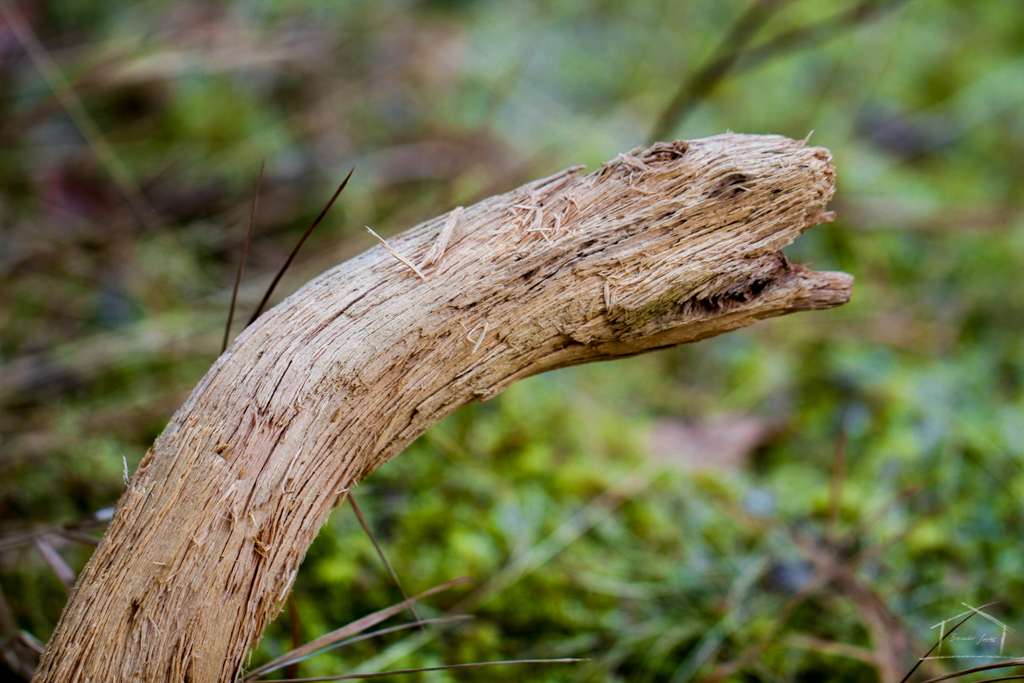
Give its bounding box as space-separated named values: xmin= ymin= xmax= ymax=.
xmin=32 ymin=133 xmax=853 ymax=683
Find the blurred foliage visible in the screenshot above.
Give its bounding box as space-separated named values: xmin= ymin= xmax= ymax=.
xmin=2 ymin=0 xmax=1024 ymax=681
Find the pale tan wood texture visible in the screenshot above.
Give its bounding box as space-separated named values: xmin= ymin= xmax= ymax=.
xmin=32 ymin=134 xmax=852 ymax=683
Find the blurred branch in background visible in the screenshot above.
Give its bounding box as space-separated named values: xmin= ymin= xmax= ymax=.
xmin=650 ymin=0 xmax=910 ymax=142
xmin=0 ymin=0 xmax=162 ymax=230
xmin=650 ymin=0 xmax=791 ymax=144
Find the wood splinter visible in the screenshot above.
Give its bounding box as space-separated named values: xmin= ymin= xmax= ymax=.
xmin=366 ymin=226 xmax=426 ymax=281
xmin=32 ymin=133 xmax=853 ymax=683
xmin=421 ymin=206 xmax=463 ymax=268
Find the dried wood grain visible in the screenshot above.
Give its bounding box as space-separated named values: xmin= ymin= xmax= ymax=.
xmin=32 ymin=133 xmax=852 ymax=683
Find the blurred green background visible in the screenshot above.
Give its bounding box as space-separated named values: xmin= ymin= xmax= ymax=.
xmin=2 ymin=0 xmax=1024 ymax=681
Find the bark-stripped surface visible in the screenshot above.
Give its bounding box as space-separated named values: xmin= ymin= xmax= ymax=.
xmin=32 ymin=133 xmax=853 ymax=683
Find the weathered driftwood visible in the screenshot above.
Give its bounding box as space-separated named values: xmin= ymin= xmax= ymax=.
xmin=32 ymin=134 xmax=852 ymax=683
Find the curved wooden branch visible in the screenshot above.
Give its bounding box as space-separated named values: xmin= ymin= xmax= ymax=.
xmin=32 ymin=134 xmax=852 ymax=683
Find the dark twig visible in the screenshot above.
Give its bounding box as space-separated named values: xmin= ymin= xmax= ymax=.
xmin=919 ymin=660 xmax=1024 ymax=683
xmin=223 ymin=159 xmax=264 ymax=353
xmin=348 ymin=495 xmax=423 ymax=628
xmin=0 ymin=580 xmax=15 ymax=637
xmin=32 ymin=535 xmax=76 ymax=593
xmin=734 ymin=0 xmax=909 ymax=75
xmin=53 ymin=528 xmax=101 ymax=547
xmin=0 ymin=579 xmax=38 ymax=680
xmin=649 ymin=0 xmax=908 ymax=142
xmin=247 ymin=166 xmax=355 ymax=327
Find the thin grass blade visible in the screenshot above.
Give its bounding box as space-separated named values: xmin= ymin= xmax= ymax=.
xmin=250 ymin=616 xmax=472 ymax=678
xmin=32 ymin=536 xmax=76 ymax=592
xmin=285 ymin=594 xmax=303 ymax=680
xmin=920 ymin=659 xmax=1024 ymax=683
xmin=247 ymin=166 xmax=355 ymax=327
xmin=244 ymin=576 xmax=470 ymax=680
xmin=349 ymin=495 xmax=422 ymax=627
xmin=223 ymin=158 xmax=264 ymax=353
xmin=254 ymin=657 xmax=585 ymax=682
xmin=902 ymin=601 xmax=1000 ymax=683
xmin=0 ymin=579 xmax=16 ymax=637
xmin=54 ymin=529 xmax=101 ymax=546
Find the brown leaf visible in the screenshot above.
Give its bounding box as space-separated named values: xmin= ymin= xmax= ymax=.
xmin=647 ymin=413 xmax=772 ymax=472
